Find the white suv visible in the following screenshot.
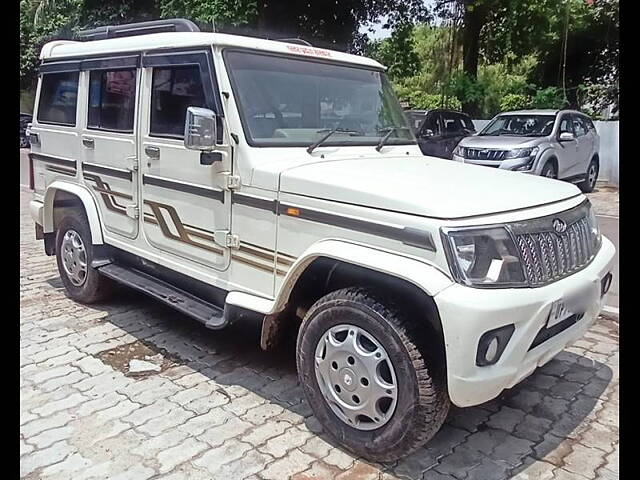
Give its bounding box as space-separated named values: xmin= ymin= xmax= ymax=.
xmin=27 ymin=19 xmax=615 ymax=462
xmin=453 ymin=109 xmax=601 ymax=192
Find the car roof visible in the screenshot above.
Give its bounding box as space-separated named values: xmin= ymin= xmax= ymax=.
xmin=40 ymin=32 xmax=384 ymax=70
xmin=500 ymin=109 xmax=591 ymax=117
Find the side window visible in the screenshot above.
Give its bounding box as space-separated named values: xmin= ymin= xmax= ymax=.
xmin=150 ymin=65 xmax=207 ymax=138
xmin=559 ymin=115 xmax=574 ymax=135
xmin=88 ymin=69 xmax=137 ymax=132
xmin=458 ymin=114 xmax=475 ymax=131
xmin=573 ymin=115 xmax=588 ymax=137
xmin=37 ymin=72 xmax=79 ymax=126
xmin=583 ymin=116 xmax=596 ymax=132
xmin=423 ymin=114 xmax=441 ymax=136
xmin=441 ymin=113 xmax=464 ymax=135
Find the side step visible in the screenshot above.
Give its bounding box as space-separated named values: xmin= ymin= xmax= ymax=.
xmin=97 ymin=263 xmax=227 ymax=329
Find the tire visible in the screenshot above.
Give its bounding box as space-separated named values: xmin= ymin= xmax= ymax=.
xmin=55 ymin=214 xmax=113 ymax=304
xmin=578 ymin=159 xmax=599 ymax=193
xmin=541 ymin=161 xmax=557 ymax=179
xmin=296 ymin=287 xmax=450 ymax=462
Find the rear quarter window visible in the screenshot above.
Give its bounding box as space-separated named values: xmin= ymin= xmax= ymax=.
xmin=37 ymin=72 xmax=79 ymax=126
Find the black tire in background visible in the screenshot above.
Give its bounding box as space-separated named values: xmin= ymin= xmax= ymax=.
xmin=55 ymin=214 xmax=113 ymax=304
xmin=578 ymin=159 xmax=599 ymax=193
xmin=296 ymin=287 xmax=450 ymax=462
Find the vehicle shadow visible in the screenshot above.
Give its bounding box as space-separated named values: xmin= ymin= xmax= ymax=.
xmin=82 ymin=288 xmax=613 ymax=480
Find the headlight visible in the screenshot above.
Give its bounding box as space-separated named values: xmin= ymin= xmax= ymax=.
xmin=453 ymin=145 xmax=464 ymax=157
xmin=441 ymin=226 xmax=526 ymax=287
xmin=586 ymin=203 xmax=602 ymax=250
xmin=504 ymin=147 xmax=539 ymax=159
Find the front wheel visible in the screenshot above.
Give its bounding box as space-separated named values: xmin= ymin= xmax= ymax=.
xmin=55 ymin=214 xmax=113 ymax=303
xmin=541 ymin=162 xmax=557 ymax=179
xmin=296 ymin=287 xmax=449 ymax=462
xmin=578 ymin=159 xmax=599 ymax=193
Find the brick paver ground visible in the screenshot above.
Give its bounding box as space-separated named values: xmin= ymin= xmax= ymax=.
xmin=20 ymin=189 xmax=619 ymax=479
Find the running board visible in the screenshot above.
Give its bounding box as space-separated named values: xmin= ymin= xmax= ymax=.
xmin=97 ymin=263 xmax=227 ymax=329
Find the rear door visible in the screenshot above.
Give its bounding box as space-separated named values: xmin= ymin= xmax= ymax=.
xmin=138 ymin=48 xmax=232 ymax=271
xmin=80 ymin=61 xmax=140 ymax=239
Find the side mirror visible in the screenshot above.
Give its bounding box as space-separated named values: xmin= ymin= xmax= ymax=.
xmin=184 ymin=107 xmax=217 ymax=151
xmin=558 ymin=132 xmax=575 ymax=142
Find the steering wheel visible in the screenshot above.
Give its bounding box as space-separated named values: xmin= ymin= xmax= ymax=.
xmin=336 ymin=116 xmax=366 ymax=134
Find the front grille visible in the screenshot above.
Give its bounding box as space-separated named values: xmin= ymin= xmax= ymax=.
xmin=511 ymin=201 xmax=599 ymax=286
xmin=463 ymin=148 xmax=507 ymax=160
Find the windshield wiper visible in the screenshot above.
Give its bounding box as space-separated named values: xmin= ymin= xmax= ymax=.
xmin=375 ymin=126 xmax=411 ymax=152
xmin=306 ymin=128 xmax=362 ymax=154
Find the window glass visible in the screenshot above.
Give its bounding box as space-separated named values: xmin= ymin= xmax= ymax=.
xmin=480 ymin=115 xmax=556 ymax=137
xmin=423 ymin=114 xmax=441 ymax=136
xmin=559 ymin=115 xmax=574 ymax=135
xmin=573 ymin=115 xmax=588 ymax=137
xmin=37 ymin=72 xmax=79 ymax=126
xmin=150 ymin=66 xmax=207 ymax=138
xmin=225 ymin=51 xmax=413 ymax=147
xmin=457 ymin=114 xmax=475 ymax=131
xmin=441 ymin=113 xmax=465 ymax=135
xmin=88 ymin=69 xmax=136 ymax=132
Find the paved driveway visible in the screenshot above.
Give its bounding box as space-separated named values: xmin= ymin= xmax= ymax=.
xmin=20 ymin=189 xmax=619 ymax=480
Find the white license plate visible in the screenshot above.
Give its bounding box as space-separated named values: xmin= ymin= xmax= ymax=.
xmin=547 ymin=300 xmax=574 ymax=328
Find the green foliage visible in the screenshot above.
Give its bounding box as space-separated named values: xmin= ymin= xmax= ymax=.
xmin=158 ymin=0 xmax=258 ymax=27
xmin=531 ymin=87 xmax=567 ymax=109
xmin=499 ymin=93 xmax=531 ymax=112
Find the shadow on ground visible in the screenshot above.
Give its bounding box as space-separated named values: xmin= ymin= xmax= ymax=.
xmin=67 ymin=285 xmax=613 ymax=480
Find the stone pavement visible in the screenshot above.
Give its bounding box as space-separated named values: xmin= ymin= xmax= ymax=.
xmin=20 ymin=189 xmax=619 ymax=480
xmin=586 ymin=184 xmax=619 ymax=218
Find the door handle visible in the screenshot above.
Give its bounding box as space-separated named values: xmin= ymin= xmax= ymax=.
xmin=145 ymin=146 xmax=160 ymax=159
xmin=82 ymin=137 xmax=95 ymax=149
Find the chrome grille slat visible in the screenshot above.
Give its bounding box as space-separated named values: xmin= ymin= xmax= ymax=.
xmin=512 ymin=203 xmax=599 ymax=286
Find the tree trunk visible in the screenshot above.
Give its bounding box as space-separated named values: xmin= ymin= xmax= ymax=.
xmin=461 ymin=1 xmax=488 ymax=116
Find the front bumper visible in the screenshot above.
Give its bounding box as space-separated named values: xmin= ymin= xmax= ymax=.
xmin=451 ymin=153 xmax=538 ymax=173
xmin=434 ymin=235 xmax=616 ymax=407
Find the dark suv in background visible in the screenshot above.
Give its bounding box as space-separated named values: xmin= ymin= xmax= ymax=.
xmin=405 ymin=109 xmax=476 ymax=159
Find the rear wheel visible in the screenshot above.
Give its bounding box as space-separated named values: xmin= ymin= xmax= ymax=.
xmin=541 ymin=162 xmax=557 ymax=179
xmin=578 ymin=159 xmax=599 ymax=193
xmin=55 ymin=214 xmax=113 ymax=303
xmin=296 ymin=287 xmax=449 ymax=462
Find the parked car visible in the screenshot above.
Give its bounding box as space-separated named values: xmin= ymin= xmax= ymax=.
xmin=405 ymin=109 xmax=475 ymax=159
xmin=28 ymin=19 xmax=615 ymax=462
xmin=452 ymin=109 xmax=600 ymax=192
xmin=20 ymin=113 xmax=32 ymax=148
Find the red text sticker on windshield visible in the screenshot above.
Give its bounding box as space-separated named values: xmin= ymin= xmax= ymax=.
xmin=286 ymin=45 xmax=331 ymax=57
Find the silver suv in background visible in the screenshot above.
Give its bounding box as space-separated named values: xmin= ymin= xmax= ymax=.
xmin=452 ymin=110 xmax=600 ymax=192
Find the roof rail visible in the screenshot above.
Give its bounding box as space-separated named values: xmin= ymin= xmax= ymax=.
xmin=275 ymin=38 xmax=313 ymax=46
xmin=77 ymin=18 xmax=200 ymax=41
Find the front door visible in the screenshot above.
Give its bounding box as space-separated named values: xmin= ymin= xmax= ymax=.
xmin=418 ymin=113 xmax=444 ymax=158
xmin=572 ymin=114 xmax=594 ymax=177
xmin=139 ymin=49 xmax=231 ymax=271
xmin=556 ymin=114 xmax=580 ymax=179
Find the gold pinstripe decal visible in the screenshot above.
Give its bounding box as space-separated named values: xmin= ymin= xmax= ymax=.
xmin=84 ymin=174 xmax=297 ymax=275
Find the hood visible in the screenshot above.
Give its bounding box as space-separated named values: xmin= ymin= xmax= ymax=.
xmin=279 ymin=155 xmax=581 ymax=219
xmin=459 ymin=135 xmax=542 ymax=149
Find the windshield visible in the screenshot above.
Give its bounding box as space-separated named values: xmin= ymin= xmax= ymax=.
xmin=224 ymin=50 xmax=415 ymax=147
xmin=480 ymin=114 xmax=556 ymax=137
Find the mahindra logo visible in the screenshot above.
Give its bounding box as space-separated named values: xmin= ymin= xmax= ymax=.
xmin=552 ymin=218 xmax=567 ymax=233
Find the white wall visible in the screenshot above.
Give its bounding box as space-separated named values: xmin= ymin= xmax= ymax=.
xmin=472 ymin=119 xmax=619 ymax=186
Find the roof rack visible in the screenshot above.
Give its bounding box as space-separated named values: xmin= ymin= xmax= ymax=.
xmin=77 ymin=18 xmax=200 ymax=41
xmin=275 ymin=38 xmax=312 ymax=46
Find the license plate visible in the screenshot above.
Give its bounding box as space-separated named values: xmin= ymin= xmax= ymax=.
xmin=547 ymin=300 xmax=574 ymax=328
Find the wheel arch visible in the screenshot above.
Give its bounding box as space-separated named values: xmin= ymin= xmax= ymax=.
xmin=43 ymin=181 xmax=104 ymax=245
xmin=259 ymin=240 xmax=453 ymax=363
